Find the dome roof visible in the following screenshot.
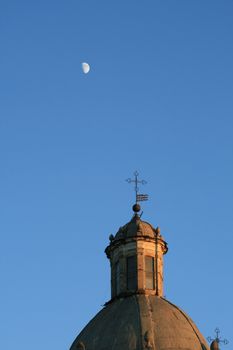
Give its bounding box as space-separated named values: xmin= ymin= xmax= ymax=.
xmin=114 ymin=214 xmax=160 ymax=241
xmin=70 ymin=295 xmax=209 ymax=350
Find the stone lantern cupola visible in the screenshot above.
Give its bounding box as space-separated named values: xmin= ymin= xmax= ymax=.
xmin=70 ymin=175 xmax=210 ymax=350
xmin=105 ymin=203 xmax=168 ymax=300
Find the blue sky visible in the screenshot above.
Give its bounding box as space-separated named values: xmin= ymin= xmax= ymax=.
xmin=0 ymin=1 xmax=233 ymax=349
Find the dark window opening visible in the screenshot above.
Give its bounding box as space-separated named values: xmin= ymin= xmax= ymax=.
xmin=115 ymin=261 xmax=120 ymax=295
xmin=127 ymin=256 xmax=137 ymax=290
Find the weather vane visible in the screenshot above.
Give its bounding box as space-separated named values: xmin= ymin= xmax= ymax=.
xmin=126 ymin=171 xmax=148 ymax=204
xmin=207 ymin=328 xmax=229 ymax=349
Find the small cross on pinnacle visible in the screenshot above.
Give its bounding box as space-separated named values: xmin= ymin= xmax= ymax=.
xmin=207 ymin=328 xmax=229 ymax=350
xmin=126 ymin=171 xmax=148 ymax=212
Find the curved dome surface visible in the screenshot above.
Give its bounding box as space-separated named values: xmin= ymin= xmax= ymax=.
xmin=70 ymin=295 xmax=209 ymax=350
xmin=114 ymin=217 xmax=158 ymax=241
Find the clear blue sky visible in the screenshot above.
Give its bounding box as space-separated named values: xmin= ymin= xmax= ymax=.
xmin=0 ymin=1 xmax=233 ymax=349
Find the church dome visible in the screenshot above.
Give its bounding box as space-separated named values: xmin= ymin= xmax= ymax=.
xmin=70 ymin=295 xmax=209 ymax=350
xmin=114 ymin=214 xmax=159 ymax=241
xmin=70 ymin=173 xmax=209 ymax=350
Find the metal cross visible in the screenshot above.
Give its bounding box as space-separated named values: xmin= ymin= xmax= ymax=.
xmin=207 ymin=328 xmax=229 ymax=348
xmin=126 ymin=171 xmax=148 ymax=203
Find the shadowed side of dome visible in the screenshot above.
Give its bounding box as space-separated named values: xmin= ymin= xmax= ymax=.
xmin=70 ymin=296 xmax=141 ymax=350
xmin=70 ymin=295 xmax=209 ymax=350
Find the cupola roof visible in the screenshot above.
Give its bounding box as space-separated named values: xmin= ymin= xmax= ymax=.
xmin=114 ymin=214 xmax=160 ymax=241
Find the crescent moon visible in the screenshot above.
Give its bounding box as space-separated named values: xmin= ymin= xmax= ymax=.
xmin=82 ymin=62 xmax=90 ymax=74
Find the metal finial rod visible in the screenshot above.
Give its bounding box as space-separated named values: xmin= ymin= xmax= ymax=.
xmin=126 ymin=171 xmax=148 ymax=204
xmin=207 ymin=328 xmax=229 ymax=346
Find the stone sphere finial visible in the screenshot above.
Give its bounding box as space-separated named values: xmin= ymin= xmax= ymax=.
xmin=132 ymin=203 xmax=141 ymax=213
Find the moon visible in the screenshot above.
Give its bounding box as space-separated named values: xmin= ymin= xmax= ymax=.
xmin=82 ymin=62 xmax=90 ymax=74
